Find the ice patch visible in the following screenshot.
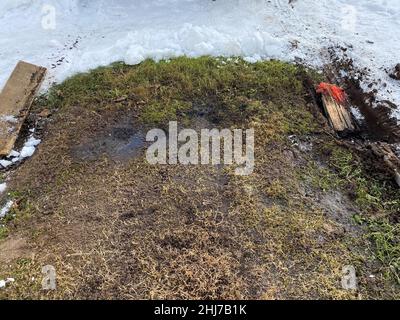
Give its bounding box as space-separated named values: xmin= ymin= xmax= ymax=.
xmin=0 ymin=183 xmax=6 ymax=194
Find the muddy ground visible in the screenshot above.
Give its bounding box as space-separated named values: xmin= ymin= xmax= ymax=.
xmin=0 ymin=57 xmax=399 ymax=299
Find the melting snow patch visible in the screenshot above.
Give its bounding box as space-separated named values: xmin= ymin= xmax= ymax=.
xmin=0 ymin=135 xmax=41 ymax=167
xmin=19 ymin=135 xmax=41 ymax=159
xmin=350 ymin=106 xmax=364 ymax=121
xmin=0 ymin=278 xmax=15 ymax=289
xmin=0 ymin=200 xmax=14 ymax=219
xmin=0 ymin=115 xmax=18 ymax=124
xmin=20 ymin=146 xmax=36 ymax=158
xmin=7 ymin=150 xmax=20 ymax=158
xmin=0 ymin=160 xmax=12 ymax=168
xmin=0 ymin=183 xmax=6 ymax=194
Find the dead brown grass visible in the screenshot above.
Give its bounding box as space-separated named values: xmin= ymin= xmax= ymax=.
xmin=0 ymin=57 xmax=398 ymax=299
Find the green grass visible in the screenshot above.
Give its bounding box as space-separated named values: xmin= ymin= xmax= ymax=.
xmin=328 ymin=146 xmax=400 ymax=212
xmin=0 ymin=191 xmax=34 ymax=240
xmin=300 ymin=139 xmax=400 ymax=285
xmin=312 ymin=142 xmax=400 ymax=284
xmin=303 ymin=161 xmax=342 ymax=192
xmin=140 ymin=100 xmax=192 ymax=126
xmin=37 ymin=57 xmax=316 ymax=131
xmin=0 ymin=225 xmax=8 ymax=240
xmin=368 ymin=219 xmax=400 ymax=283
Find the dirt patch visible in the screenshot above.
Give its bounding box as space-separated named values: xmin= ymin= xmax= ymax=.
xmin=346 ymin=79 xmax=400 ymax=143
xmin=0 ymin=236 xmax=29 ymax=264
xmin=318 ymin=191 xmax=359 ymax=233
xmin=389 ymin=64 xmax=400 ymax=81
xmin=325 ymin=46 xmax=400 ymax=143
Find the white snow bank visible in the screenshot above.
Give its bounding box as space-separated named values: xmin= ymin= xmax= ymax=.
xmin=0 ymin=0 xmax=399 ymax=120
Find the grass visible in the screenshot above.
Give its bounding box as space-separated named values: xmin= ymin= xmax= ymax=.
xmin=305 ymin=141 xmax=400 ymax=285
xmin=140 ymin=100 xmax=192 ymax=126
xmin=368 ymin=219 xmax=400 ymax=283
xmin=0 ymin=226 xmax=8 ymax=240
xmin=40 ymin=57 xmax=311 ymax=130
xmin=0 ymin=191 xmax=33 ymax=241
xmin=0 ymin=57 xmax=398 ymax=299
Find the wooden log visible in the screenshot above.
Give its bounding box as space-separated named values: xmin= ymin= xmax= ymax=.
xmin=321 ymin=93 xmax=356 ymax=133
xmin=0 ymin=61 xmax=47 ymax=156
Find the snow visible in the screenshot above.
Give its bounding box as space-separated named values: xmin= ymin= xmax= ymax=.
xmin=19 ymin=136 xmax=41 ymax=159
xmin=0 ymin=115 xmax=18 ymax=124
xmin=0 ymin=135 xmax=41 ymax=168
xmin=8 ymin=150 xmax=20 ymax=158
xmin=0 ymin=183 xmax=6 ymax=194
xmin=0 ymin=200 xmax=13 ymax=218
xmin=0 ymin=0 xmax=399 ymax=119
xmin=25 ymin=136 xmax=41 ymax=147
xmin=350 ymin=106 xmax=364 ymax=121
xmin=0 ymin=278 xmax=15 ymax=289
xmin=0 ymin=159 xmax=12 ymax=168
xmin=20 ymin=146 xmax=36 ymax=158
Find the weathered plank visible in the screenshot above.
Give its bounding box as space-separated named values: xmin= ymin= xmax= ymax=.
xmin=0 ymin=61 xmax=46 ymax=156
xmin=321 ymin=94 xmax=356 ymax=133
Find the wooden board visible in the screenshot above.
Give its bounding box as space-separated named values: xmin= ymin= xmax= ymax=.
xmin=0 ymin=61 xmax=46 ymax=156
xmin=321 ymin=94 xmax=355 ymax=133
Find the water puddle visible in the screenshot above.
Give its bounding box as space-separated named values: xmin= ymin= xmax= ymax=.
xmin=72 ymin=126 xmax=145 ymax=162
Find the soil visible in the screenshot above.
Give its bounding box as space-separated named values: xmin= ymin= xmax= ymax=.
xmin=389 ymin=64 xmax=400 ymax=81
xmin=324 ymin=47 xmax=400 ymax=143
xmin=0 ymin=236 xmax=29 ymax=264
